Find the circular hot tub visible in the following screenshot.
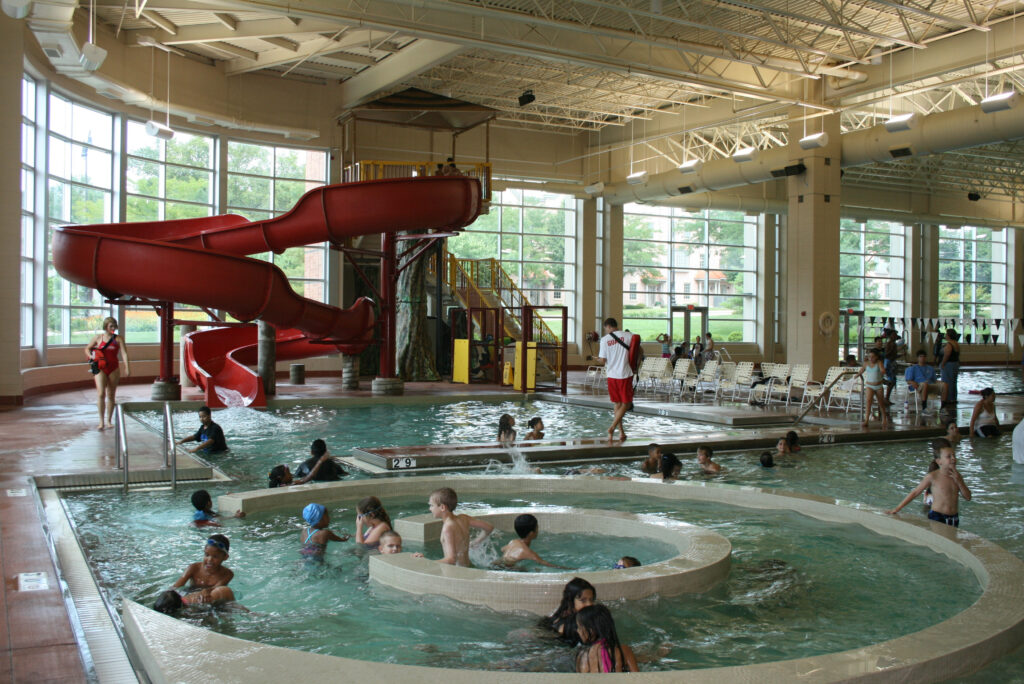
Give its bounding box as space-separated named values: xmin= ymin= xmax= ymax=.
xmin=371 ymin=507 xmax=731 ymax=614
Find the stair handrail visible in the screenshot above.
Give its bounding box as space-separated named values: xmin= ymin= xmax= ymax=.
xmin=115 ymin=404 xmax=129 ymax=494
xmin=791 ymin=368 xmax=859 ymax=425
xmin=446 ymin=255 xmax=560 ymax=347
xmin=163 ymin=402 xmax=178 ymax=491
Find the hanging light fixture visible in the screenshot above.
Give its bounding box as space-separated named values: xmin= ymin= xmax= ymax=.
xmin=146 ymin=48 xmax=174 ymax=140
xmin=79 ymin=0 xmax=107 ymax=71
xmin=980 ymin=90 xmax=1018 ymax=113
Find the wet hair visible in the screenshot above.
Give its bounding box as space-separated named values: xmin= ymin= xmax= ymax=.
xmin=154 ymin=590 xmax=183 ymax=615
xmin=268 ymin=465 xmax=288 ymax=488
xmin=498 ymin=414 xmax=515 ymax=440
xmin=603 ymin=317 xmax=618 ymax=328
xmin=660 ymin=451 xmax=680 ymax=479
xmin=647 ymin=443 xmax=660 ymax=455
xmin=528 ymin=417 xmax=543 ymax=429
xmin=785 ymin=431 xmax=799 ymax=447
xmin=431 ymin=487 xmax=458 ymax=511
xmin=931 ymin=437 xmax=952 ymax=454
xmin=945 ymin=420 xmax=959 ymax=434
xmin=980 ymin=387 xmax=995 ymax=399
xmin=198 ymin=405 xmax=212 ymax=418
xmin=575 ymin=605 xmax=624 ymax=662
xmin=190 ymin=489 xmax=212 ymax=511
xmin=544 ymin=577 xmax=597 ymax=644
xmin=514 ymin=513 xmax=539 ymax=539
xmin=760 ymin=451 xmax=775 ymax=468
xmin=311 ymin=439 xmax=327 ymax=457
xmin=207 ymin=533 xmax=230 ymax=554
xmin=620 ymin=556 xmax=641 ymax=568
xmin=379 ymin=530 xmax=401 ymax=544
xmin=696 ymin=445 xmax=712 ymax=458
xmin=357 ymin=496 xmax=392 ymax=527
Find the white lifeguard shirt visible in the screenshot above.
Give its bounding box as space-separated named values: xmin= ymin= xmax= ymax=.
xmin=599 ymin=330 xmax=634 ymax=380
xmin=1013 ymin=420 xmax=1024 ymax=465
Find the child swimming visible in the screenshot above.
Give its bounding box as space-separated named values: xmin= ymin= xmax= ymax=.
xmin=524 ymin=417 xmax=545 ymax=440
xmin=427 ymin=487 xmax=494 ymax=567
xmin=378 ymin=530 xmax=403 ymax=554
xmin=498 ymin=414 xmax=516 ymax=444
xmin=300 ymin=503 xmax=350 ymax=558
xmin=171 ymin=534 xmax=235 ymax=605
xmin=650 ymin=451 xmax=682 ymax=480
xmin=887 ymin=439 xmax=972 ymax=526
xmin=785 ymin=431 xmax=801 ymax=452
xmin=355 ymin=496 xmax=392 ymax=550
xmin=575 ymin=604 xmax=638 ymax=673
xmin=190 ymin=489 xmax=218 ymax=527
xmin=760 ymin=451 xmax=775 ymax=468
xmin=640 ymin=443 xmax=662 ymax=474
xmin=500 ymin=513 xmax=568 ymax=569
xmin=696 ymin=445 xmax=721 ymax=474
xmin=614 ymin=556 xmax=640 ymax=569
xmin=543 ymin=577 xmax=596 ymax=646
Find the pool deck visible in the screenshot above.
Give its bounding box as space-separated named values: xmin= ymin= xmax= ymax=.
xmin=2 ymin=371 xmax=1023 ymax=682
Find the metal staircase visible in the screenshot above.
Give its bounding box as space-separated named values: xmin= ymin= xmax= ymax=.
xmin=441 ymin=254 xmax=562 ymax=382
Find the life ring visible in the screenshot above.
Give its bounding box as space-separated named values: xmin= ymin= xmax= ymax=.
xmin=818 ymin=311 xmax=836 ymax=336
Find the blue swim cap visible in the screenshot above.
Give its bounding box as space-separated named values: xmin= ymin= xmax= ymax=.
xmin=302 ymin=503 xmax=326 ymax=527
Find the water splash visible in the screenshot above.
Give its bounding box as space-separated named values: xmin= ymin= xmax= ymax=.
xmin=215 ymin=386 xmax=246 ymax=408
xmin=507 ymin=446 xmax=535 ymax=474
xmin=469 ymin=533 xmax=501 ymax=569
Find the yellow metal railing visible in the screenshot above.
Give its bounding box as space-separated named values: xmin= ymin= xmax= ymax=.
xmin=443 ymin=255 xmax=560 ymax=349
xmin=342 ymin=160 xmax=492 ymax=209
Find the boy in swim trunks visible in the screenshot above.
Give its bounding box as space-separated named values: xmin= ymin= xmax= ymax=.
xmin=300 ymin=503 xmax=349 ymax=558
xmin=501 ymin=513 xmax=568 ymax=569
xmin=887 ymin=442 xmax=971 ymax=526
xmin=171 ymin=534 xmax=236 ymax=605
xmin=427 ymin=487 xmax=493 ymax=567
xmin=640 ymin=443 xmax=662 ymax=474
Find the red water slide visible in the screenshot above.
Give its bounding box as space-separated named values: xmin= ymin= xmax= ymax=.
xmin=52 ymin=177 xmax=481 ymax=407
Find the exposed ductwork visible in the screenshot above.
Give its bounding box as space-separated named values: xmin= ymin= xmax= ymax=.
xmin=602 ymin=103 xmax=1024 ymax=207
xmin=24 ymin=0 xmax=320 ymax=140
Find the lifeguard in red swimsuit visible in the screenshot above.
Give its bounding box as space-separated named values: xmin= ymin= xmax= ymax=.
xmin=85 ymin=317 xmax=130 ymax=430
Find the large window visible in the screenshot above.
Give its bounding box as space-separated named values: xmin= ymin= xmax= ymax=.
xmin=45 ymin=93 xmax=116 ymax=346
xmin=622 ymin=205 xmax=758 ymax=342
xmin=839 ymin=219 xmax=905 ymax=318
xmin=122 ymin=122 xmax=218 ymax=341
xmin=938 ymin=226 xmax=1007 ymax=320
xmin=226 ymin=141 xmax=329 ymax=301
xmin=21 ymin=77 xmax=36 ymax=347
xmin=448 ymin=187 xmax=578 ymax=341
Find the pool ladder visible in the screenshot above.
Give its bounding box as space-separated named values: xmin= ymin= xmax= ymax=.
xmin=113 ymin=403 xmax=178 ymax=494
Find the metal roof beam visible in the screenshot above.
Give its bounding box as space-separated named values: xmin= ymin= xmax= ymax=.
xmin=336 ymin=38 xmax=463 ymax=109
xmin=157 ymin=17 xmax=348 ymax=45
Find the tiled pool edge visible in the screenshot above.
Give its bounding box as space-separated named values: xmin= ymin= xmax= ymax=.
xmin=374 ymin=508 xmax=731 ymax=614
xmin=111 ymin=476 xmax=1021 ymax=682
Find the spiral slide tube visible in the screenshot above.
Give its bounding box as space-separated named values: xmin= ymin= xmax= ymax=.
xmin=52 ymin=177 xmax=481 ymax=407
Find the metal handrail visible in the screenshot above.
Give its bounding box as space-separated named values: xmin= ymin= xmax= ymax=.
xmin=114 ymin=404 xmax=129 ymax=494
xmin=163 ymin=402 xmax=177 ymax=490
xmin=792 ymin=368 xmax=859 ymax=425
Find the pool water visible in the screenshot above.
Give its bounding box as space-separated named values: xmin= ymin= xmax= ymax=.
xmin=65 ymin=490 xmax=981 ymax=672
xmin=135 ymin=399 xmax=715 ymax=482
xmin=458 ymin=531 xmax=678 ymax=572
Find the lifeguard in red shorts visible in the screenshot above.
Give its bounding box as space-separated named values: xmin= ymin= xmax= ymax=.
xmin=588 ymin=317 xmax=635 ymax=442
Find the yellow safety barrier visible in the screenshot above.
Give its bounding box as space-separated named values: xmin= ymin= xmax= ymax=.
xmin=513 ymin=341 xmax=537 ymax=391
xmin=502 ymin=361 xmax=513 ymax=386
xmin=452 ymin=339 xmax=470 ymax=384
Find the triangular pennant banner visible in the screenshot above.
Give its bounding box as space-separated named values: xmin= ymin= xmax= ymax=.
xmin=929 ymin=332 xmax=938 ymax=341
xmin=991 ymin=334 xmax=999 ymax=344
xmin=994 ymin=319 xmax=1001 ymax=329
xmin=964 ymin=333 xmax=973 ymax=344
xmin=869 ymin=316 xmax=876 ymax=325
xmin=1018 ymin=334 xmax=1024 ymax=347
xmin=982 ymin=333 xmax=990 ymax=344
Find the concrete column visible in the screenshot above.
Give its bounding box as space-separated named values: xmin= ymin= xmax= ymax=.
xmin=577 ymin=198 xmax=597 ymax=354
xmin=785 ymin=106 xmax=842 ymax=381
xmin=918 ymin=224 xmax=940 ymax=318
xmin=0 ymin=15 xmax=24 ymax=405
xmin=179 ymin=324 xmax=196 ymax=388
xmin=341 ymin=354 xmax=360 ymax=390
xmin=1008 ymin=229 xmax=1023 ymax=360
xmin=257 ymin=320 xmax=276 ymax=396
xmin=602 ymin=204 xmax=624 ymax=323
xmin=758 ymin=213 xmax=777 ymax=362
